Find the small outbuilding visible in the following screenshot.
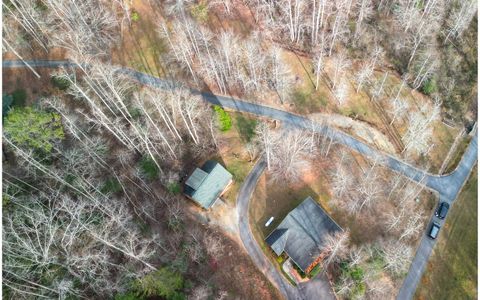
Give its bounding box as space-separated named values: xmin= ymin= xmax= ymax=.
xmin=184 ymin=160 xmax=233 ymax=209
xmin=265 ymin=197 xmax=343 ymax=274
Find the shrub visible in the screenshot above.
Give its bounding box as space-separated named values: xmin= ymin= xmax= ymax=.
xmin=276 ymin=255 xmax=285 ymax=264
xmin=214 ymin=105 xmax=232 ymax=131
xmin=129 ymin=107 xmax=142 ymax=120
xmin=422 ymin=78 xmax=437 ymax=95
xmin=4 ymin=107 xmax=64 ymax=153
xmin=51 ymin=75 xmax=71 ymax=90
xmin=115 ymin=291 xmax=142 ymax=300
xmin=292 ymin=262 xmax=307 ymax=278
xmin=3 ymin=94 xmax=13 ymax=117
xmin=139 ymin=156 xmax=160 ymax=181
xmin=308 ymin=264 xmax=322 ymax=278
xmin=131 ymin=10 xmax=140 ymax=22
xmin=338 ymin=262 xmax=366 ymax=298
xmin=167 ymin=182 xmax=181 ymax=195
xmin=101 ymin=177 xmax=123 ymax=194
xmin=132 ymin=267 xmax=185 ymax=300
xmin=190 ymin=3 xmax=208 ymax=22
xmin=11 ymin=89 xmax=27 ymax=107
xmin=3 ymin=194 xmax=11 ymax=207
xmin=349 ymin=266 xmax=364 ymax=281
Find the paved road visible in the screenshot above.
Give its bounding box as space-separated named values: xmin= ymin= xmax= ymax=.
xmin=4 ymin=60 xmax=478 ymax=300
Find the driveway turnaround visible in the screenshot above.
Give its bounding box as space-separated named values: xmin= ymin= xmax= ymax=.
xmin=4 ymin=60 xmax=478 ymax=300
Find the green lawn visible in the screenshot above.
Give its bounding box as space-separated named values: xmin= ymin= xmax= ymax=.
xmin=250 ymin=173 xmax=331 ymax=238
xmin=415 ymin=165 xmax=477 ymax=300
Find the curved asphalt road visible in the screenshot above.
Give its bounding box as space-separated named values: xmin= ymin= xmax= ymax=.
xmin=4 ymin=60 xmax=478 ymax=299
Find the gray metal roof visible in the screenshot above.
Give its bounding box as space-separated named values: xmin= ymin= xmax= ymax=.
xmin=265 ymin=197 xmax=342 ymax=272
xmin=185 ymin=161 xmax=233 ymax=209
xmin=185 ymin=168 xmax=208 ymax=190
xmin=268 ymin=228 xmax=289 ymax=256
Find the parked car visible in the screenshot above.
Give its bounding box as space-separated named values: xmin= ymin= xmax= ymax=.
xmin=428 ymin=222 xmax=441 ymax=239
xmin=435 ymin=202 xmax=450 ymax=219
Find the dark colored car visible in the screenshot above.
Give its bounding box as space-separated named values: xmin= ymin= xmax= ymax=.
xmin=428 ymin=222 xmax=441 ymax=239
xmin=435 ymin=202 xmax=450 ymax=219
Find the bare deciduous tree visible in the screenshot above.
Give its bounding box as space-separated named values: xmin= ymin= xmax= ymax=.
xmin=402 ymin=99 xmax=440 ymax=156
xmin=190 ymin=285 xmax=212 ymax=300
xmin=255 ymin=121 xmax=276 ymax=170
xmin=334 ymin=77 xmax=349 ymax=105
xmin=313 ymin=44 xmax=326 ymax=90
xmin=354 ymin=0 xmax=373 ymax=39
xmin=354 ymin=61 xmax=373 ymax=93
xmin=383 ymin=240 xmax=413 ymax=275
xmin=204 ymin=234 xmax=224 ymax=258
xmin=323 ymin=230 xmax=350 ymax=269
xmin=331 ymin=151 xmax=355 ymax=198
xmin=269 ymin=128 xmax=316 ymax=183
xmin=331 ymin=51 xmax=351 ymax=89
xmin=444 ymin=0 xmax=477 ymax=42
xmin=388 ymin=96 xmax=409 ymax=125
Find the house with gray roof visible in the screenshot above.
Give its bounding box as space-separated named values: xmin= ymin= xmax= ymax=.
xmin=184 ymin=160 xmax=233 ymax=209
xmin=265 ymin=197 xmax=343 ymax=273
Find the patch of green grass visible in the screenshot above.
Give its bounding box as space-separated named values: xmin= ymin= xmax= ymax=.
xmin=3 ymin=194 xmax=11 ymax=208
xmin=139 ymin=156 xmax=160 ymax=181
xmin=226 ymin=159 xmax=249 ymax=182
xmin=292 ymin=88 xmax=328 ymax=114
xmin=415 ymin=166 xmax=477 ymax=300
xmin=214 ymin=105 xmax=232 ymax=131
xmin=11 ymin=89 xmax=27 ymax=107
xmin=234 ymin=114 xmax=257 ymax=143
xmin=253 ymin=181 xmax=327 ymax=237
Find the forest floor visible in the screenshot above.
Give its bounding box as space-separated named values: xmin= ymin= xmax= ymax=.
xmin=415 ymin=166 xmax=477 ymax=300
xmin=183 ymin=214 xmax=283 ymax=300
